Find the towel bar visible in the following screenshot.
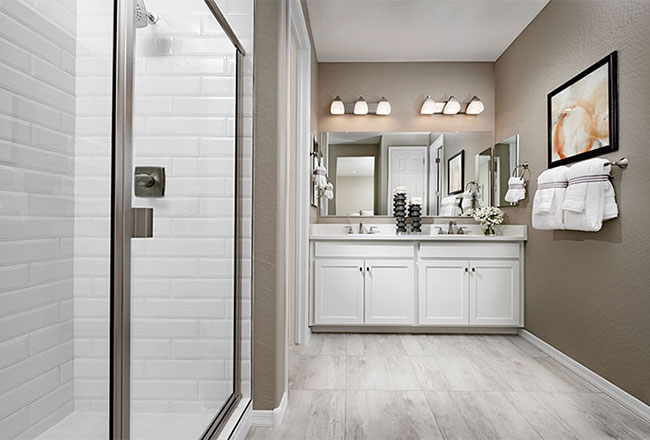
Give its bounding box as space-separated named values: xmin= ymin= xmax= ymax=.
xmin=607 ymin=158 xmax=628 ymax=169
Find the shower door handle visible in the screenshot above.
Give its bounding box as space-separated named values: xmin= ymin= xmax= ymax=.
xmin=131 ymin=207 xmax=154 ymax=238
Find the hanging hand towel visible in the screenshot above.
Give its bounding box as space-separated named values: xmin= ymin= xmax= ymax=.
xmin=563 ymin=158 xmax=617 ymax=232
xmin=505 ymin=177 xmax=526 ymax=203
xmin=532 ymin=166 xmax=568 ymax=230
xmin=323 ymin=182 xmax=334 ymax=200
xmin=313 ymin=158 xmax=328 ymax=190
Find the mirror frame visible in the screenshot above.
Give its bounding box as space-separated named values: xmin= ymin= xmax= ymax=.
xmin=493 ymin=134 xmax=520 ymax=207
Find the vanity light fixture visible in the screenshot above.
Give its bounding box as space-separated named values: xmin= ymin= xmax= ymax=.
xmin=420 ymin=96 xmax=437 ymax=115
xmin=329 ymin=96 xmax=345 ymax=115
xmin=353 ymin=96 xmax=369 ymax=115
xmin=420 ymin=95 xmax=484 ymax=115
xmin=329 ymin=96 xmax=392 ymax=115
xmin=376 ymin=97 xmax=392 ymax=115
xmin=465 ymin=96 xmax=485 ymax=115
xmin=443 ymin=96 xmax=461 ymax=115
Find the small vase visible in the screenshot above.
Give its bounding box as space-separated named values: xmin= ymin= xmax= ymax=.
xmin=483 ymin=225 xmax=496 ymax=236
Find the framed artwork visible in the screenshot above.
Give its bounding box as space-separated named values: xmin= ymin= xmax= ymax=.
xmin=548 ymin=51 xmax=618 ymax=168
xmin=447 ymin=150 xmax=465 ymax=195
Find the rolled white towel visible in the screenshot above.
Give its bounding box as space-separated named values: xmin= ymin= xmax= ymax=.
xmin=393 ymin=186 xmax=407 ymax=195
xmin=532 ymin=166 xmax=568 ymax=230
xmin=505 ymin=176 xmax=526 ymax=203
xmin=409 ymin=197 xmax=422 ymax=205
xmin=563 ymin=158 xmax=617 ymax=232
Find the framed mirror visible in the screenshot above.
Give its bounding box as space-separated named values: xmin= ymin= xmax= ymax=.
xmin=319 ymin=131 xmax=494 ymax=217
xmin=493 ymin=134 xmax=520 ymax=206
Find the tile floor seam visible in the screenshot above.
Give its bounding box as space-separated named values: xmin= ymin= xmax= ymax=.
xmin=495 ymin=390 xmax=545 ymax=440
xmin=420 ymin=389 xmax=449 ymax=440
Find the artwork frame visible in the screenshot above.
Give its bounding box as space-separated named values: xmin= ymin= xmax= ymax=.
xmin=547 ymin=51 xmax=618 ymax=168
xmin=447 ymin=150 xmax=465 ymax=195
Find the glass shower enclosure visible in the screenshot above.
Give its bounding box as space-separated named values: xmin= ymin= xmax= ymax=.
xmin=0 ymin=0 xmax=251 ymax=438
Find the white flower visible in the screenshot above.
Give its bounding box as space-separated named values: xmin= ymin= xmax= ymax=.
xmin=469 ymin=206 xmax=504 ymax=227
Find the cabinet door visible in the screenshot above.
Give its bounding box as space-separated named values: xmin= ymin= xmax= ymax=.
xmin=469 ymin=259 xmax=520 ymax=326
xmin=418 ymin=260 xmax=469 ymax=325
xmin=314 ymin=259 xmax=364 ymax=324
xmin=365 ymin=259 xmax=414 ymax=324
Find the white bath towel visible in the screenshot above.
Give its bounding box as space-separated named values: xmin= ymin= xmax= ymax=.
xmin=440 ymin=195 xmax=462 ymax=216
xmin=505 ymin=176 xmax=526 ymax=203
xmin=461 ymin=190 xmax=477 ymax=214
xmin=532 ymin=166 xmax=569 ymax=230
xmin=562 ymin=158 xmax=618 ymax=232
xmin=323 ymin=182 xmax=334 ymax=200
xmin=314 ymin=158 xmax=328 ymax=190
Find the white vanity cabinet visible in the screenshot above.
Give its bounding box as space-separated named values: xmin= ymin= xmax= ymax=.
xmin=314 ymin=259 xmax=365 ymax=324
xmin=310 ymin=234 xmax=525 ymax=330
xmin=418 ymin=260 xmax=469 ymax=325
xmin=364 ymin=259 xmax=414 ymax=324
xmin=469 ymin=259 xmax=520 ymax=326
xmin=312 ymin=242 xmax=415 ymax=325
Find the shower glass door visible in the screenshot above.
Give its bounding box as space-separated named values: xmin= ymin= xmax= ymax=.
xmin=127 ymin=0 xmax=244 ymax=438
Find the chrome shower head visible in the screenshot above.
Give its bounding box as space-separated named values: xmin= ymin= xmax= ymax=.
xmin=135 ymin=0 xmax=159 ymax=29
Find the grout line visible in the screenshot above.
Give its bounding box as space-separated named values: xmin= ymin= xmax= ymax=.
xmin=500 ymin=391 xmax=545 ymax=440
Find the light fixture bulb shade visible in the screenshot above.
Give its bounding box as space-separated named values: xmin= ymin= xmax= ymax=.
xmin=330 ymin=96 xmax=345 ymax=115
xmin=443 ymin=96 xmax=461 ymax=115
xmin=376 ymin=97 xmax=391 ymax=115
xmin=466 ymin=96 xmax=485 ymax=115
xmin=353 ymin=97 xmax=368 ymax=115
xmin=420 ymin=96 xmax=437 ymax=115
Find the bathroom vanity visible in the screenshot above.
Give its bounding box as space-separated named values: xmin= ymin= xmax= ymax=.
xmin=309 ymin=224 xmax=526 ymax=331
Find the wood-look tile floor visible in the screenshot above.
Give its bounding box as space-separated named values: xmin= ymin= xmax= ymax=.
xmin=246 ymin=333 xmax=650 ymax=440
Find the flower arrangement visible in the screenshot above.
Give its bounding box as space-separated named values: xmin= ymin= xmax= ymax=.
xmin=470 ymin=206 xmax=505 ymax=236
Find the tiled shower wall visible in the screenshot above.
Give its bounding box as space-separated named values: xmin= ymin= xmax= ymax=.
xmin=73 ymin=0 xmax=253 ymax=414
xmin=0 ymin=1 xmax=77 ymax=438
xmin=1 ymin=0 xmax=252 ymax=437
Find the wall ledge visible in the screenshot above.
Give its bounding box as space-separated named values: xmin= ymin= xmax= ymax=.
xmin=518 ymin=329 xmax=650 ymax=423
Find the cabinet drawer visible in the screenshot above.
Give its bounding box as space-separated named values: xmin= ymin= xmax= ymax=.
xmin=314 ymin=241 xmax=414 ymax=258
xmin=419 ymin=242 xmax=519 ymax=259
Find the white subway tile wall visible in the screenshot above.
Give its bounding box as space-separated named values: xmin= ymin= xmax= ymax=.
xmin=0 ymin=1 xmax=77 ymax=438
xmin=1 ymin=0 xmax=252 ymax=437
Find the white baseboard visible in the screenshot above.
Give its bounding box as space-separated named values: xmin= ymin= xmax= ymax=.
xmin=518 ymin=329 xmax=650 ymax=423
xmin=216 ymin=398 xmax=251 ymax=440
xmin=251 ymin=392 xmax=288 ymax=427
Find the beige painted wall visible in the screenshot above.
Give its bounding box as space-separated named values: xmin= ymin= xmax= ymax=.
xmin=495 ymin=0 xmax=650 ymax=404
xmin=336 ymin=176 xmax=374 ymax=215
xmin=252 ymin=0 xmax=288 ymax=411
xmin=318 ymin=62 xmax=495 ymax=133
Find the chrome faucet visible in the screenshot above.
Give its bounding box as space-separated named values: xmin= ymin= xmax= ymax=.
xmin=447 ymin=220 xmax=457 ymax=235
xmin=359 ymin=222 xmax=365 ymax=234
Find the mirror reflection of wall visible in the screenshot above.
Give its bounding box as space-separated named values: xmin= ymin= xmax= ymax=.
xmin=494 ymin=135 xmax=519 ymax=207
xmin=336 ymin=157 xmax=375 ymax=215
xmin=475 ymin=147 xmax=493 ymax=208
xmin=321 ymin=131 xmax=494 ymax=217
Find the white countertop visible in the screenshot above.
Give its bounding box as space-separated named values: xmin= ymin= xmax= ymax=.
xmin=310 ymin=224 xmax=527 ymax=242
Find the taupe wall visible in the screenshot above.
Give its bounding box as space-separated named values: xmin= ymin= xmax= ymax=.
xmin=253 ymin=0 xmax=288 ymax=411
xmin=496 ymin=0 xmax=650 ymax=404
xmin=318 ymin=62 xmax=495 ymax=133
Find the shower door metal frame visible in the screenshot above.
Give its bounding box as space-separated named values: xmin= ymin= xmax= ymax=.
xmin=110 ymin=0 xmax=247 ymax=438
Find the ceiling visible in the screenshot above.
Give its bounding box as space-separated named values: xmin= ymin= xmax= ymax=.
xmin=305 ymin=0 xmax=549 ymax=62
